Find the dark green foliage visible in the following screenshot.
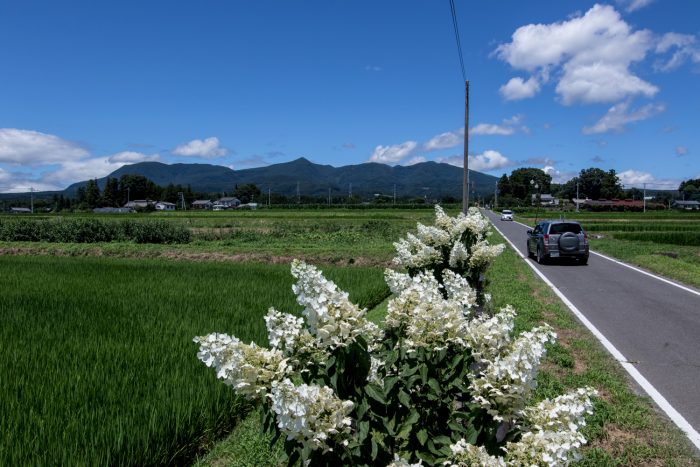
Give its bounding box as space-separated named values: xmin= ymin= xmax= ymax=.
xmin=0 ymin=218 xmax=191 ymax=244
xmin=507 ymin=168 xmax=552 ymax=201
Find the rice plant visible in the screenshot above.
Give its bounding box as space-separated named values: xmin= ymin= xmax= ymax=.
xmin=0 ymin=255 xmax=388 ymax=465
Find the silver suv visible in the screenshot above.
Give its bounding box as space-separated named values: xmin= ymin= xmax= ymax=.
xmin=527 ymin=220 xmax=589 ymax=265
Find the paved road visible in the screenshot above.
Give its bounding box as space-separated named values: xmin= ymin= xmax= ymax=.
xmin=484 ymin=210 xmax=700 ymax=437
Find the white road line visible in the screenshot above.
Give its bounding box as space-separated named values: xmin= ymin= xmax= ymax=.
xmin=490 ymin=218 xmax=700 ymax=451
xmin=510 ymin=219 xmax=700 ymax=297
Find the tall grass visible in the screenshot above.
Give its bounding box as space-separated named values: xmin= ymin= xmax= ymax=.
xmin=0 ymin=256 xmax=388 ymax=465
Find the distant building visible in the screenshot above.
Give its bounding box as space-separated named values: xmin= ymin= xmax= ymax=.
xmin=191 ymin=199 xmax=213 ymax=210
xmin=93 ymin=207 xmax=134 ymax=214
xmin=155 ymin=201 xmax=176 ymax=211
xmin=672 ymin=200 xmax=700 ymax=210
xmin=10 ymin=207 xmax=32 ymax=214
xmin=124 ymin=200 xmax=154 ymax=209
xmin=531 ymin=193 xmax=559 ymax=206
xmin=216 ymin=197 xmax=241 ymax=208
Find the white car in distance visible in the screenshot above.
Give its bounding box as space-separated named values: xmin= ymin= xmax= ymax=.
xmin=500 ymin=209 xmax=513 ymax=221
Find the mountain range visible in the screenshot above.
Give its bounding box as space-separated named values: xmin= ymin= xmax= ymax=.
xmin=4 ymin=158 xmax=499 ymax=200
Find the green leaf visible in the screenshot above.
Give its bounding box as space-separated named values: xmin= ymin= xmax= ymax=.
xmin=383 ymin=375 xmax=399 ymax=396
xmin=433 ymin=435 xmax=452 ymax=446
xmin=398 ymin=389 xmax=411 ymax=408
xmin=427 ymin=378 xmax=442 ymax=394
xmin=365 ymin=384 xmax=386 ymax=405
xmin=356 ymin=398 xmax=370 ymax=419
xmin=419 ymin=364 xmax=428 ymax=385
xmin=358 ymin=420 xmax=370 ymax=443
xmin=417 ymin=428 xmax=428 ymax=446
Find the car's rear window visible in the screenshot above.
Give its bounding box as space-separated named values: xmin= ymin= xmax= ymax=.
xmin=502 ymin=210 xmax=512 ymax=214
xmin=549 ymin=223 xmax=582 ymax=234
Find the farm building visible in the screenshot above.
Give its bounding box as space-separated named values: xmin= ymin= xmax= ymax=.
xmin=531 ymin=193 xmax=559 ymax=206
xmin=124 ymin=200 xmax=154 ymax=209
xmin=216 ymin=197 xmax=241 ymax=208
xmin=10 ymin=207 xmax=32 ymax=214
xmin=672 ymin=200 xmax=700 ymax=210
xmin=155 ymin=201 xmax=176 ymax=211
xmin=191 ymin=200 xmax=213 ymax=210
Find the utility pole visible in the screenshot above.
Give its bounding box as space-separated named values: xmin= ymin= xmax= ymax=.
xmin=494 ymin=185 xmax=498 ymax=209
xmin=349 ymin=183 xmax=352 ymax=198
xmin=30 ymin=187 xmax=34 ymax=214
xmin=576 ymin=180 xmax=579 ymax=213
xmin=462 ymin=80 xmax=470 ymax=214
xmin=328 ymin=187 xmax=331 ymax=206
xmin=268 ymin=188 xmax=271 ymax=207
xmin=643 ymin=182 xmax=647 ymax=213
xmin=393 ymin=184 xmax=396 ymax=205
xmin=296 ymin=181 xmax=300 ymax=204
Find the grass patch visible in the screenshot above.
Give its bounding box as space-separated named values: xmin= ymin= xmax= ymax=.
xmin=0 ymin=255 xmax=388 ymax=465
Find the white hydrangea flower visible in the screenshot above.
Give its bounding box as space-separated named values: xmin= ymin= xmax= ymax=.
xmin=393 ymin=233 xmax=442 ymax=269
xmin=264 ymin=307 xmax=304 ymax=354
xmin=504 ymin=429 xmax=587 ymax=466
xmin=291 ymin=260 xmax=378 ymax=350
xmin=384 ymin=269 xmax=412 ymax=295
xmin=451 ymin=210 xmax=491 ymax=240
xmin=416 ymin=222 xmax=451 ymax=247
xmin=434 ymin=205 xmax=455 ymax=231
xmin=385 ymin=271 xmax=469 ymax=350
xmin=521 ymin=387 xmax=598 ymax=434
xmin=269 ymin=379 xmax=354 ymax=453
xmin=387 ymin=453 xmax=423 ymax=466
xmin=469 ymin=240 xmax=506 ymax=269
xmin=467 ymin=305 xmax=517 ymax=363
xmin=441 ymin=269 xmax=477 ymax=311
xmin=471 ymin=325 xmax=557 ymax=421
xmin=445 ymin=439 xmax=506 ymax=467
xmin=194 ymin=333 xmax=290 ymax=399
xmin=448 ymin=240 xmax=469 ymax=268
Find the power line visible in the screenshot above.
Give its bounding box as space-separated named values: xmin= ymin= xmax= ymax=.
xmin=449 ymin=0 xmax=466 ymax=82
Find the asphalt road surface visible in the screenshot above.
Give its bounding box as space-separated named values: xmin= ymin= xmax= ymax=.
xmin=484 ymin=210 xmax=700 ymax=440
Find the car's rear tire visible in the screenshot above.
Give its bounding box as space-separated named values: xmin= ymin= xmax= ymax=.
xmin=536 ymin=246 xmax=546 ymax=264
xmin=527 ymin=242 xmax=534 ymax=258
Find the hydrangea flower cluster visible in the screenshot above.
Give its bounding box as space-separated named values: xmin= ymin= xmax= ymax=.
xmin=195 ymin=206 xmax=597 ymax=466
xmin=446 ymin=387 xmax=596 ymax=466
xmin=470 ymin=325 xmax=557 ymax=421
xmin=269 ymin=378 xmax=354 ymax=452
xmin=193 ymin=333 xmax=290 ymax=399
xmin=393 ymin=206 xmax=497 ymax=275
xmin=290 ymin=259 xmax=380 ymax=350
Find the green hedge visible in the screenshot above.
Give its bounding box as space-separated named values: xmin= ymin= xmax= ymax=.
xmin=0 ymin=218 xmax=191 ymax=244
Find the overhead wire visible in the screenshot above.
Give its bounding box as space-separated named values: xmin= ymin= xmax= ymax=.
xmin=449 ymin=0 xmax=466 ymax=82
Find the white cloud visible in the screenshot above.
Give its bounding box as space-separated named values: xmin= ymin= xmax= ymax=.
xmin=675 ymin=146 xmax=688 ymax=156
xmin=471 ymin=123 xmax=515 ymax=136
xmin=438 ymin=150 xmax=513 ymax=172
xmin=618 ymin=169 xmax=656 ymax=186
xmin=654 ymin=32 xmax=700 ymax=71
xmin=423 ymin=117 xmax=528 ymax=152
xmin=404 ymin=156 xmax=427 ymax=166
xmin=557 ymin=63 xmax=657 ymax=105
xmin=499 ymin=76 xmax=540 ymax=100
xmin=424 ymin=130 xmax=463 ymax=151
xmin=616 ymin=0 xmax=654 ymax=13
xmin=543 ymin=165 xmax=577 ymax=184
xmin=369 ymin=141 xmax=417 ymax=164
xmin=495 ymin=4 xmax=657 ymax=105
xmin=107 ymin=151 xmax=160 ymax=163
xmin=582 ymin=100 xmax=665 ymax=134
xmin=40 ymin=151 xmax=160 ymax=188
xmin=0 ymin=128 xmax=89 ymax=165
xmin=172 ymin=137 xmax=227 ymax=158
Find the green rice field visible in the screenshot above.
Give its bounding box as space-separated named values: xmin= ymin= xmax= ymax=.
xmin=0 ymin=255 xmax=388 ymax=465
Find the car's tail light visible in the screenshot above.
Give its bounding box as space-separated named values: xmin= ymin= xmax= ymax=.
xmin=544 ymin=234 xmax=549 ymax=243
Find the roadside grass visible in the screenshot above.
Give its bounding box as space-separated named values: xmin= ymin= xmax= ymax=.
xmin=0 ymin=255 xmax=388 ymax=466
xmin=196 ymin=226 xmax=699 ymax=466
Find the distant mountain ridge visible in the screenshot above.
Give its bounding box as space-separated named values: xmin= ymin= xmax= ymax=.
xmin=34 ymin=158 xmax=499 ymax=199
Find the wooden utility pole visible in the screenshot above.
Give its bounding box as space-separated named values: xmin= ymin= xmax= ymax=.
xmin=462 ymin=80 xmax=470 ymax=214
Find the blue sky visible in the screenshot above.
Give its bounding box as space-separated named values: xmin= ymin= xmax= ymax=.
xmin=1 ymin=0 xmax=698 ymax=193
